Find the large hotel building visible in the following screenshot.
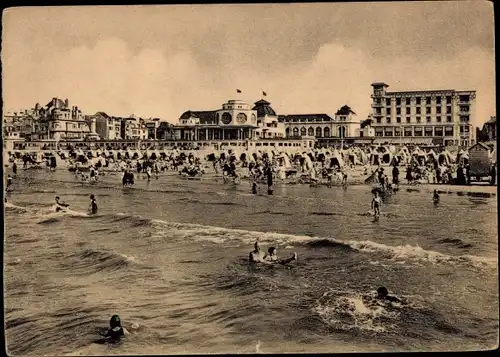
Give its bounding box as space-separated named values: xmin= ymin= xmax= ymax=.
xmin=370 ymin=82 xmax=476 ymax=146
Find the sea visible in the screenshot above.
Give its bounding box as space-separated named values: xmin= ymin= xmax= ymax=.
xmin=4 ymin=169 xmax=499 ymax=355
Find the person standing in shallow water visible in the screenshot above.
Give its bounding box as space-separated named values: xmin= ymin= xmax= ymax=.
xmin=371 ymin=190 xmax=381 ymax=218
xmin=89 ymin=194 xmax=98 ymax=214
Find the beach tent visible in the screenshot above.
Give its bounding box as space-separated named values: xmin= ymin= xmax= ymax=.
xmin=329 ymin=151 xmax=345 ymax=168
xmin=427 ymin=149 xmax=438 ymax=163
xmin=456 ymin=149 xmax=469 ymax=165
xmin=370 ymin=152 xmax=382 ymax=166
xmin=438 ymin=150 xmax=452 ymax=166
xmin=381 ymin=151 xmax=393 ymax=164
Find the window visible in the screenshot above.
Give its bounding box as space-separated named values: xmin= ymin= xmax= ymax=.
xmin=376 ymin=118 xmax=381 ymax=124
xmin=460 ymin=126 xmax=464 ymax=133
xmin=387 ymin=108 xmax=391 ymax=115
xmin=416 ymin=107 xmax=421 ymax=114
xmin=446 ymin=96 xmax=452 ymax=104
xmin=436 ymin=116 xmax=442 ymax=123
xmin=460 ymin=105 xmax=470 ymax=113
xmin=406 ymin=107 xmax=411 ymax=115
xmin=446 ymin=107 xmax=451 ymax=114
xmin=416 ymin=117 xmax=421 ymax=123
xmin=435 ymin=128 xmax=443 ymax=136
xmin=416 ymin=97 xmax=421 ymax=105
xmin=324 ymin=127 xmax=330 ymax=137
xmin=406 ymin=117 xmax=411 ymax=123
xmin=396 ymin=108 xmax=401 ymax=115
xmin=396 ymin=117 xmax=401 ymax=123
xmin=293 ymin=128 xmax=299 ymax=136
xmin=375 ymin=130 xmax=383 ymax=137
xmin=396 ymin=98 xmax=401 ymax=106
xmin=414 ymin=128 xmax=423 ymax=136
xmin=447 ymin=116 xmax=452 ymax=123
xmin=426 ymin=107 xmax=431 ymax=114
xmin=386 ymin=117 xmax=391 ymax=124
xmin=459 ymin=95 xmax=470 ymax=102
xmin=308 ymin=127 xmax=314 ymax=136
xmin=300 ymin=127 xmax=306 ymax=136
xmin=436 ymin=97 xmax=441 ymax=105
xmin=395 ymin=129 xmax=401 ymax=136
xmin=384 ymin=130 xmax=393 ymax=137
xmin=445 ymin=127 xmax=453 ymax=136
xmin=426 ymin=97 xmax=431 ymax=105
xmin=406 ymin=98 xmax=411 ymax=105
xmin=316 ymin=127 xmax=322 ymax=137
xmin=426 ymin=116 xmax=431 ymax=123
xmin=436 ymin=107 xmax=441 ymax=114
xmin=424 ymin=128 xmax=433 ymax=136
xmin=460 ymin=116 xmax=469 ymax=123
xmin=404 ymin=129 xmax=413 ymax=136
xmin=386 ymin=98 xmax=391 ymax=106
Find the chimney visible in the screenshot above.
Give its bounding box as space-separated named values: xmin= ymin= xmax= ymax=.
xmin=64 ymin=98 xmax=69 ymax=108
xmin=52 ymin=98 xmax=57 ymax=108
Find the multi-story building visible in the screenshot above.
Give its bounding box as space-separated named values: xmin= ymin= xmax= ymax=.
xmin=370 ymin=82 xmax=476 ymax=146
xmin=120 ymin=115 xmax=148 ymax=140
xmin=94 ymin=112 xmax=122 ymax=140
xmin=252 ymin=99 xmax=286 ymax=138
xmin=278 ymin=105 xmax=358 ymax=140
xmin=481 ymin=116 xmax=496 ymax=142
xmin=174 ymin=99 xmax=259 ymax=141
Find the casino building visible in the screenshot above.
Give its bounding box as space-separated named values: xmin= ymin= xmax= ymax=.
xmin=174 ymin=99 xmax=259 ymax=141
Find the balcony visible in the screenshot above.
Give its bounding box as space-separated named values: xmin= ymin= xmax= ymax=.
xmin=371 ymin=102 xmax=383 ymax=108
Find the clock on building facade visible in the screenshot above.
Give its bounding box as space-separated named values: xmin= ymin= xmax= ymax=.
xmin=236 ymin=113 xmax=247 ymax=124
xmin=221 ymin=112 xmax=232 ymax=125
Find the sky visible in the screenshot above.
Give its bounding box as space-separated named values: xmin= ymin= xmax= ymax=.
xmin=2 ymin=2 xmax=495 ymax=127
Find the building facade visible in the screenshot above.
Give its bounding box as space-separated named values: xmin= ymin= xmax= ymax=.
xmin=370 ymin=82 xmax=476 ymax=146
xmin=120 ymin=115 xmax=148 ymax=140
xmin=94 ymin=112 xmax=122 ymax=140
xmin=278 ymin=105 xmax=358 ymax=140
xmin=252 ymin=99 xmax=286 ymax=138
xmin=174 ymin=99 xmax=259 ymax=141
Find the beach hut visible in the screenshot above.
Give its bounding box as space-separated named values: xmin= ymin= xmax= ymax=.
xmin=330 ymin=151 xmax=345 ymax=168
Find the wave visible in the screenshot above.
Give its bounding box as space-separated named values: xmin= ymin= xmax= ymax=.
xmin=313 ymin=288 xmax=427 ymax=334
xmin=61 ymin=247 xmax=149 ymax=275
xmin=145 ymin=217 xmax=496 ymax=270
xmin=5 ymin=202 xmax=29 ymax=213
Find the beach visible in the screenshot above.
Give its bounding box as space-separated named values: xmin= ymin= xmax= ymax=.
xmin=4 ymin=168 xmax=498 ymax=355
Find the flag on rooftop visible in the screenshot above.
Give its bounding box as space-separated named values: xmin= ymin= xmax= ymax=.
xmin=236 ymin=89 xmax=242 ymax=93
xmin=262 ymin=91 xmax=267 ymax=96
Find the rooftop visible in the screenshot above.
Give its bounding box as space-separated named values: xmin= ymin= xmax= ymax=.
xmin=180 ymin=110 xmax=217 ymax=124
xmin=252 ymin=99 xmax=277 ymax=117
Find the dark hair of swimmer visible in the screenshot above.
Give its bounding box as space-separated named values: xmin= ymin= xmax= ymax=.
xmin=377 ymin=286 xmax=389 ymax=297
xmin=268 ymin=247 xmax=276 ymax=255
xmin=55 ymin=196 xmax=60 ymax=200
xmin=254 ymin=241 xmax=260 ymax=251
xmin=110 ymin=315 xmax=121 ymax=329
xmin=90 ymin=194 xmax=95 ymax=199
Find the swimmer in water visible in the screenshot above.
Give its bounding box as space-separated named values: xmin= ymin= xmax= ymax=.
xmin=105 ymin=315 xmax=129 ymax=343
xmin=55 ymin=196 xmax=70 ymax=212
xmin=89 ymin=194 xmax=98 ymax=214
xmin=249 ymin=241 xmax=265 ymax=263
xmin=433 ymin=189 xmax=440 ymax=203
xmin=376 ymin=286 xmax=401 ymax=303
xmin=371 ymin=191 xmax=382 ymax=218
xmin=263 ymin=247 xmax=297 ymax=265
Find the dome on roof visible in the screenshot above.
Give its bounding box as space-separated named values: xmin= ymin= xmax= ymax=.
xmin=252 ymin=99 xmax=277 ymax=117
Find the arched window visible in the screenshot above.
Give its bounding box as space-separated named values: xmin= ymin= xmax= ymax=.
xmin=300 ymin=127 xmax=306 ymax=136
xmin=339 ymin=126 xmax=346 ymax=138
xmin=285 ymin=127 xmax=290 ymax=137
xmin=324 ymin=127 xmax=330 ymax=137
xmin=308 ymin=127 xmax=314 ymax=136
xmin=316 ymin=127 xmax=322 ymax=137
xmin=293 ymin=127 xmax=299 ymax=136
